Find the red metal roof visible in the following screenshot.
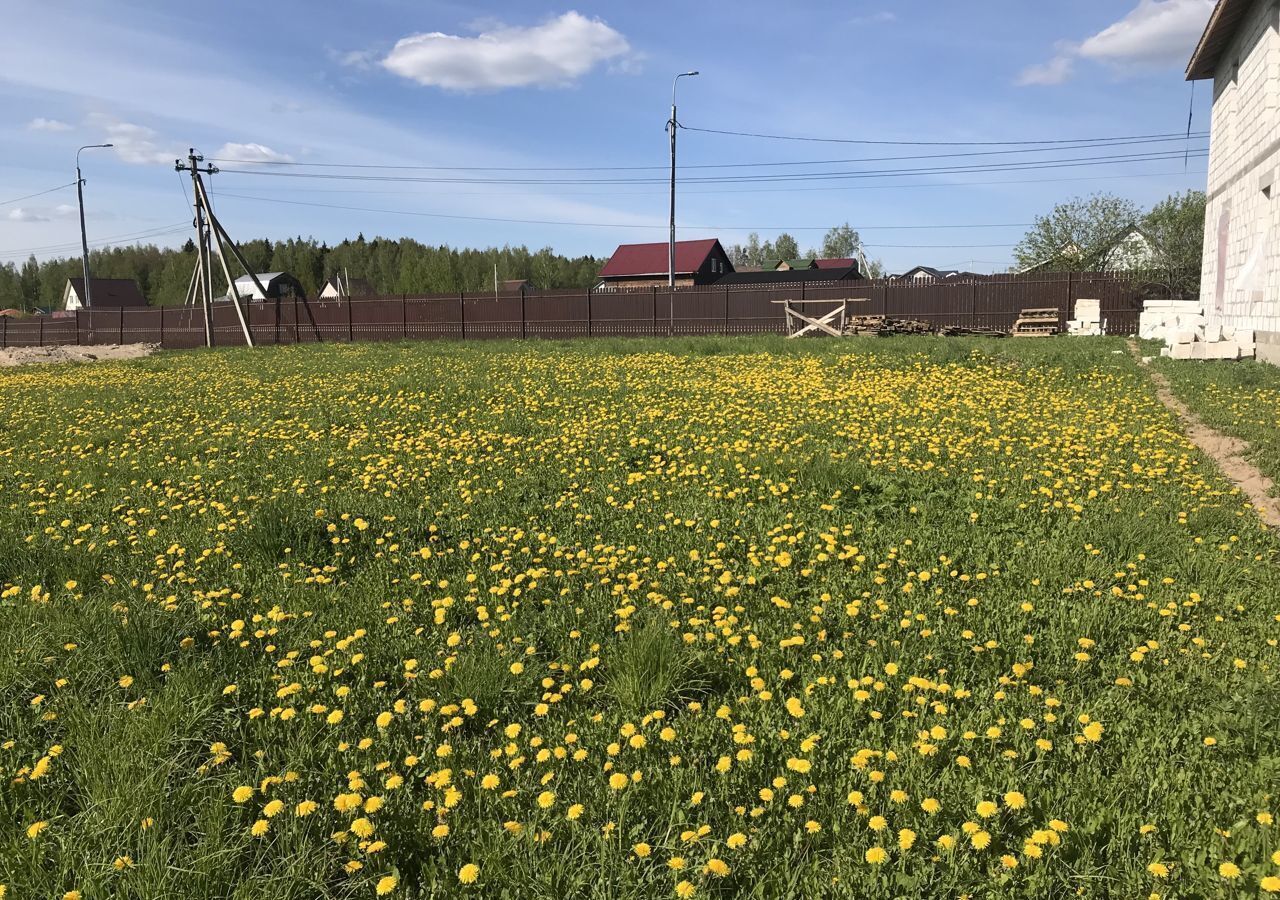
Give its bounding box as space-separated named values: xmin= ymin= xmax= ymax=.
xmin=813 ymin=258 xmax=855 ymax=269
xmin=599 ymin=239 xmax=723 ymax=277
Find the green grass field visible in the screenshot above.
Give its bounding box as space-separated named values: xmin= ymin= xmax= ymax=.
xmin=1 ymin=337 xmax=1278 ymax=899
xmin=1154 ymin=354 xmax=1280 ymax=488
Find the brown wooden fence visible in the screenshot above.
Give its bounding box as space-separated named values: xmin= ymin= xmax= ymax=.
xmin=0 ymin=272 xmax=1143 ymax=350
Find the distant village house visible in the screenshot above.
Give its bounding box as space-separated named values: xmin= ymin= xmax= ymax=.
xmin=63 ymin=277 xmax=148 ymax=311
xmin=598 ymin=240 xmax=862 ymax=289
xmin=319 ymin=275 xmax=374 ymax=299
xmin=220 ymin=272 xmax=305 ymax=302
xmin=597 ymin=239 xmax=734 ymax=289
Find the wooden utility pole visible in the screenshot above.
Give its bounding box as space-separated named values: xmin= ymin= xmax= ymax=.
xmin=176 ymin=151 xmax=216 ymax=347
xmin=176 ymin=148 xmax=267 ymax=348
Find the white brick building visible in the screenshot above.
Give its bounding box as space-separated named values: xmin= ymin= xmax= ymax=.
xmin=1188 ymin=0 xmax=1280 ymax=361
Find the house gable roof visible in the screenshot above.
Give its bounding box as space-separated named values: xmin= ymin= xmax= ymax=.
xmin=895 ymin=266 xmax=959 ymax=280
xmin=713 ymin=266 xmax=860 ymax=286
xmin=813 ymin=257 xmax=855 ymax=269
xmin=65 ymin=277 xmax=147 ymax=307
xmin=599 ymin=239 xmax=727 ymax=278
xmin=1186 ymin=0 xmax=1254 ymax=80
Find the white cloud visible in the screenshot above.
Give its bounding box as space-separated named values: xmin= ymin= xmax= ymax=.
xmin=1018 ymin=0 xmax=1213 ymax=85
xmin=88 ymin=114 xmax=181 ymax=165
xmin=26 ymin=117 xmax=72 ymax=132
xmin=1016 ymin=52 xmax=1075 ymax=86
xmin=215 ymin=141 xmax=293 ymax=163
xmin=53 ymin=204 xmax=78 ymax=217
xmin=381 ymin=11 xmax=632 ymax=91
xmin=8 ymin=207 xmax=50 ymax=222
xmin=1078 ymin=0 xmax=1213 ymax=65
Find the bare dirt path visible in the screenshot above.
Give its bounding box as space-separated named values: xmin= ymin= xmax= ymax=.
xmin=1128 ymin=339 xmax=1280 ymax=526
xmin=0 ymin=343 xmax=158 ymax=368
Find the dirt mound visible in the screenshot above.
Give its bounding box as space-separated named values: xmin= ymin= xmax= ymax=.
xmin=0 ymin=343 xmax=159 ymax=368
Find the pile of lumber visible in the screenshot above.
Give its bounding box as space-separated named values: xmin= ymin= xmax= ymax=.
xmin=937 ymin=324 xmax=1007 ymax=337
xmin=843 ymin=316 xmax=1010 ymax=337
xmin=1011 ymin=307 xmax=1060 ymax=337
xmin=844 ymin=316 xmax=937 ymax=336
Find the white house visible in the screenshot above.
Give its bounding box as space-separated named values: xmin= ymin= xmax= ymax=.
xmin=63 ymin=277 xmax=147 ymax=311
xmin=1016 ymin=226 xmax=1159 ymax=274
xmin=1187 ymin=0 xmax=1280 ymax=362
xmin=319 ymin=275 xmax=373 ymax=299
xmin=219 ymin=272 xmax=305 ymax=302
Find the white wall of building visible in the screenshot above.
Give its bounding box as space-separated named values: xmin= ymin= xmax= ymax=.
xmin=1201 ymin=0 xmax=1280 ymax=360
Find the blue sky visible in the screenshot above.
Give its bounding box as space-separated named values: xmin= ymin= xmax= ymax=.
xmin=0 ymin=0 xmax=1216 ymax=274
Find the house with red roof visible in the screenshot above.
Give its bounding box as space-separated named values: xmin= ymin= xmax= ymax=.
xmin=597 ymin=239 xmax=733 ymax=289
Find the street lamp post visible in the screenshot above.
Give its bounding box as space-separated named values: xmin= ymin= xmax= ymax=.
xmin=76 ymin=143 xmax=114 ymax=309
xmin=668 ymin=70 xmax=699 ymax=289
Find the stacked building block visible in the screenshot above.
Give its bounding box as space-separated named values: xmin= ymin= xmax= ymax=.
xmin=1066 ymin=298 xmax=1102 ymax=336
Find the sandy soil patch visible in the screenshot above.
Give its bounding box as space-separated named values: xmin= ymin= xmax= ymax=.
xmin=0 ymin=343 xmax=158 ymax=367
xmin=1129 ymin=340 xmax=1280 ymax=526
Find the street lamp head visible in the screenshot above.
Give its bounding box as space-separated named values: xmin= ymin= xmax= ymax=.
xmin=683 ymin=70 xmax=699 ymax=76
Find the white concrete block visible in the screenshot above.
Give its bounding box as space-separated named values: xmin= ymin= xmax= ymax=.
xmin=1171 ymin=343 xmax=1193 ymax=359
xmin=1190 ymin=342 xmax=1209 ymax=359
xmin=1172 ymin=330 xmax=1197 ymax=344
xmin=1159 ymin=347 xmax=1171 ymax=357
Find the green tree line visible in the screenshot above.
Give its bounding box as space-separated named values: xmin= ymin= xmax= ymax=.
xmin=0 ymin=235 xmax=605 ymax=311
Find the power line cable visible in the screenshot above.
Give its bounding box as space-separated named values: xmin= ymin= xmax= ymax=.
xmin=0 ymin=182 xmax=79 ymax=207
xmin=206 ymin=134 xmax=1209 ymax=173
xmin=212 ymin=148 xmax=1207 ymax=187
xmin=0 ymin=223 xmax=190 ymax=259
xmin=679 ymin=125 xmax=1204 ymax=146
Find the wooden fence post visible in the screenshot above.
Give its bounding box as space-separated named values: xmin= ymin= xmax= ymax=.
xmin=586 ymin=287 xmax=592 ymax=337
xmin=1066 ymin=271 xmax=1075 ymax=326
xmin=159 ymin=308 xmax=165 ymax=347
xmin=401 ymin=294 xmax=408 ymax=341
xmin=652 ymin=287 xmax=657 ymax=336
xmin=293 ymin=295 xmax=300 ymax=343
xmin=39 ymin=316 xmax=44 ymax=347
xmin=347 ymin=298 xmax=354 ymax=342
xmin=118 ymin=307 xmax=125 ymax=344
xmin=724 ymin=286 xmax=730 ymax=334
xmin=520 ymin=288 xmax=526 ymax=339
xmin=1 ymin=315 xmax=6 ymax=349
xmin=459 ymin=292 xmax=466 ymax=340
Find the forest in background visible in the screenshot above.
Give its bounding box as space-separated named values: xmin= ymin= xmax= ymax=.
xmin=0 ymin=235 xmax=605 ymax=310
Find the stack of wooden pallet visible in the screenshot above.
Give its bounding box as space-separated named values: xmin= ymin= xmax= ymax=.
xmin=1011 ymin=308 xmax=1060 ymax=337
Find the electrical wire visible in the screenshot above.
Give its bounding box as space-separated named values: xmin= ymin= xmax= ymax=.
xmin=0 ymin=182 xmax=79 ymax=207
xmin=206 ymin=134 xmax=1209 ymax=173
xmin=196 ymin=194 xmax=1103 ymax=242
xmin=0 ymin=223 xmax=190 ymax=259
xmin=211 ymin=148 xmax=1208 ymax=187
xmin=679 ymin=125 xmax=1206 ymax=146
